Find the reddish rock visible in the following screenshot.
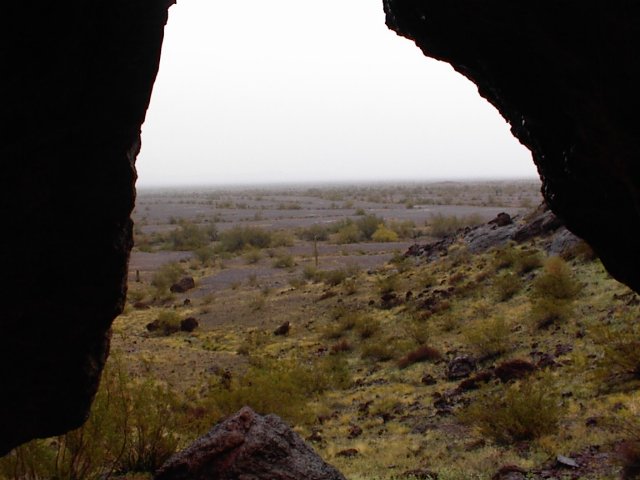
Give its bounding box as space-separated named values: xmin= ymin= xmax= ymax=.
xmin=336 ymin=448 xmax=359 ymax=458
xmin=495 ymin=359 xmax=537 ymax=383
xmin=155 ymin=407 xmax=345 ymax=480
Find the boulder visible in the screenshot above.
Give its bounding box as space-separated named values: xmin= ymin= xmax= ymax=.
xmin=154 ymin=407 xmax=346 ymax=480
xmin=180 ymin=317 xmax=199 ymax=332
xmin=446 ymin=356 xmax=476 ymax=380
xmin=170 ymin=277 xmax=196 ymax=293
xmin=273 ymin=321 xmax=290 ymax=336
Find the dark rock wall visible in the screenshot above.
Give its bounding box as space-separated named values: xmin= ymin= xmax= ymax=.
xmin=0 ymin=1 xmax=173 ymax=455
xmin=383 ymin=0 xmax=640 ymax=292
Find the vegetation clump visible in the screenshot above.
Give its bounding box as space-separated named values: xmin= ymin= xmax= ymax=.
xmin=459 ymin=376 xmax=562 ymax=444
xmin=529 ymin=256 xmax=581 ymax=328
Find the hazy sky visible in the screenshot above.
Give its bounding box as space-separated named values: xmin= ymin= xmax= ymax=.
xmin=136 ymin=0 xmax=538 ymax=186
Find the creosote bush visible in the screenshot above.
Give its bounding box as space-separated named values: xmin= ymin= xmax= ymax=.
xmin=428 ymin=213 xmax=483 ymax=238
xmin=531 ymin=256 xmax=580 ymax=300
xmin=151 ymin=262 xmax=185 ymax=298
xmin=218 ymin=226 xmax=272 ymax=252
xmin=529 ymin=256 xmax=580 ymax=329
xmin=592 ymin=317 xmax=640 ymax=390
xmin=493 ymin=271 xmax=522 ymax=301
xmin=149 ymin=310 xmax=182 ymax=336
xmin=0 ymin=357 xmax=180 ymax=480
xmin=207 ymin=356 xmax=350 ymax=425
xmin=459 ymin=376 xmax=562 ymax=444
xmin=464 ymin=316 xmax=511 ymax=359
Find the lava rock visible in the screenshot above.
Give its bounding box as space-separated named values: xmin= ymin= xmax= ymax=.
xmin=348 ymin=424 xmax=363 ymax=439
xmin=492 ymin=465 xmax=528 ymax=480
xmin=402 ymin=468 xmax=439 ymax=479
xmin=336 ymin=448 xmax=359 ymax=458
xmin=180 ymin=317 xmax=198 ymax=332
xmin=489 ymin=212 xmax=513 ymax=227
xmin=170 ymin=276 xmax=196 ymax=293
xmin=155 ymin=407 xmax=346 ymax=480
xmin=494 ymin=359 xmax=537 ymax=383
xmin=446 ymin=356 xmax=476 ymax=380
xmin=273 ymin=321 xmax=290 ymax=336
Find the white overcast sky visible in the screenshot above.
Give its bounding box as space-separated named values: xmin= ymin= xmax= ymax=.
xmin=136 ymin=0 xmax=538 ymax=186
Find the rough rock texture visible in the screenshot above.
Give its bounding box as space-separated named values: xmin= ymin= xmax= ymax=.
xmin=384 ymin=0 xmax=640 ymax=292
xmin=154 ymin=407 xmax=346 ymax=480
xmin=0 ymin=1 xmax=173 ymax=455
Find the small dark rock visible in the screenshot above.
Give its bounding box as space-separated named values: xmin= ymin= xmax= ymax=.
xmin=492 ymin=465 xmax=527 ymax=480
xmin=457 ymin=370 xmax=494 ymax=392
xmin=489 ymin=212 xmax=513 ymax=227
xmin=348 ymin=424 xmax=363 ymax=439
xmin=336 ymin=448 xmax=359 ymax=458
xmin=402 ymin=468 xmax=438 ymax=479
xmin=170 ymin=276 xmax=196 ymax=293
xmin=180 ymin=317 xmax=198 ymax=332
xmin=273 ymin=321 xmax=290 ymax=336
xmin=133 ymin=301 xmax=150 ymax=310
xmin=446 ymin=355 xmax=476 ymax=380
xmin=421 ymin=373 xmax=437 ymax=385
xmin=494 ymin=359 xmax=537 ymax=383
xmin=183 ymin=298 xmax=191 ymax=306
xmin=554 ymin=343 xmax=573 ymax=357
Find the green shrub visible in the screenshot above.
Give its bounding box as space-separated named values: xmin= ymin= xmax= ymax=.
xmin=193 ymin=245 xmax=215 ymax=266
xmin=361 ymin=341 xmax=397 ymax=362
xmin=0 ymin=358 xmax=180 ymax=479
xmin=271 ymin=231 xmax=295 ymax=247
xmin=531 ymin=256 xmax=580 ymax=300
xmin=166 ymin=221 xmax=216 ymax=251
xmin=464 ymin=317 xmax=511 ymax=359
xmin=272 ymin=252 xmax=295 ymax=269
xmin=459 ymin=376 xmax=562 ymax=444
xmin=150 ymin=310 xmax=182 ymax=335
xmin=323 ymin=269 xmax=347 ymax=286
xmin=207 ymin=356 xmax=350 ymax=425
xmin=151 ymin=262 xmax=185 ymax=298
xmin=529 ymin=297 xmax=573 ymax=329
xmin=356 ymin=214 xmax=386 ymax=240
xmin=335 ymin=223 xmax=362 ymax=244
xmin=389 ymin=220 xmax=417 ymax=239
xmin=592 ymin=318 xmax=640 ymax=390
xmin=219 ymin=226 xmax=272 ymax=252
xmin=428 ymin=213 xmax=483 ymax=238
xmin=302 ymin=265 xmax=323 ymax=282
xmin=493 ymin=271 xmax=522 ymax=301
xmin=514 ymin=249 xmax=544 ymax=275
xmin=377 ymin=274 xmax=399 ymax=295
xmin=243 ymin=248 xmax=262 ymax=264
xmin=355 ymin=316 xmax=381 ymax=339
xmin=297 ymin=224 xmax=331 ymax=242
xmin=372 ymin=224 xmax=399 ymax=242
xmin=528 ymin=257 xmax=579 ymax=329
